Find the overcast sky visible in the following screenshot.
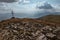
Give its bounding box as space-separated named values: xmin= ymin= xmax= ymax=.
xmin=0 ymin=0 xmax=60 ymax=14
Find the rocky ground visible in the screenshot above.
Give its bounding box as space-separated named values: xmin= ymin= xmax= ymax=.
xmin=0 ymin=18 xmax=60 ymax=40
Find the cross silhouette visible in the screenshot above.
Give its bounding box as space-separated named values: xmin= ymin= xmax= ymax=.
xmin=11 ymin=10 xmax=15 ymax=18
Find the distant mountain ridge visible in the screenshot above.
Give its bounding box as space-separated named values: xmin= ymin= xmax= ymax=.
xmin=37 ymin=15 xmax=60 ymax=24
xmin=0 ymin=12 xmax=60 ymax=21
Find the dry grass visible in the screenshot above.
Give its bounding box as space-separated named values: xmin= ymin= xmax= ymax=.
xmin=0 ymin=17 xmax=60 ymax=26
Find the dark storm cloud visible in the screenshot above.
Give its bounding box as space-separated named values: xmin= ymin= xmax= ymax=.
xmin=0 ymin=0 xmax=18 ymax=3
xmin=37 ymin=2 xmax=53 ymax=9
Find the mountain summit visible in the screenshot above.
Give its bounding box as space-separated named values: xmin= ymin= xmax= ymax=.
xmin=0 ymin=17 xmax=60 ymax=40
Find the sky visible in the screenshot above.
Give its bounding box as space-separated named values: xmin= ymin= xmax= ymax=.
xmin=0 ymin=0 xmax=60 ymax=18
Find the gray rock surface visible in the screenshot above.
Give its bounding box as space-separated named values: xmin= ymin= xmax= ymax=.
xmin=0 ymin=21 xmax=60 ymax=40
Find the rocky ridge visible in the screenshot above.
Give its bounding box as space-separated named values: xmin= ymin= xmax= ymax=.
xmin=0 ymin=18 xmax=60 ymax=40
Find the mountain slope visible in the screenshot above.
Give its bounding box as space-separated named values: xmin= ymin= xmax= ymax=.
xmin=38 ymin=15 xmax=60 ymax=24
xmin=0 ymin=18 xmax=60 ymax=40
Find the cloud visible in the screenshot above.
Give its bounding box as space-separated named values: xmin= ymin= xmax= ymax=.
xmin=37 ymin=2 xmax=53 ymax=9
xmin=0 ymin=0 xmax=18 ymax=3
xmin=23 ymin=0 xmax=30 ymax=3
xmin=0 ymin=1 xmax=60 ymax=18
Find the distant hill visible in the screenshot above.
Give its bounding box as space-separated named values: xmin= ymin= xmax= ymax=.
xmin=0 ymin=13 xmax=11 ymax=20
xmin=37 ymin=15 xmax=60 ymax=24
xmin=0 ymin=12 xmax=60 ymax=21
